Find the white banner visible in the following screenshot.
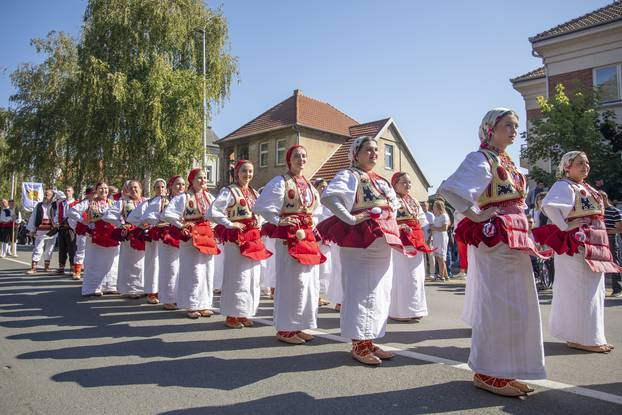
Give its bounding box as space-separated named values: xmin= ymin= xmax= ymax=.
xmin=21 ymin=182 xmax=44 ymax=212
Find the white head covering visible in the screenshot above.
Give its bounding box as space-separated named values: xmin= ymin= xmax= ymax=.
xmin=557 ymin=151 xmax=586 ymax=179
xmin=153 ymin=178 xmax=166 ymax=189
xmin=478 ymin=108 xmax=518 ymax=143
xmin=348 ymin=135 xmax=378 ymax=166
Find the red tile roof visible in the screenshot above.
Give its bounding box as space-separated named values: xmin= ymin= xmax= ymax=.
xmin=219 ymin=90 xmax=358 ymax=142
xmin=510 ymin=66 xmax=546 ymax=84
xmin=312 ymin=119 xmax=391 ymax=181
xmin=530 ymin=1 xmax=622 ymax=43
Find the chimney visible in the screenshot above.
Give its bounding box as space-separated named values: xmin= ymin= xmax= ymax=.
xmin=293 ymin=89 xmax=303 ymax=96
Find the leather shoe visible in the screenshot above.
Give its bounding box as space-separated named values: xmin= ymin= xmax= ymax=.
xmin=277 ymin=334 xmax=305 ymax=345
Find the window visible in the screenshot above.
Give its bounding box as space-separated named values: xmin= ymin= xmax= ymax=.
xmin=276 ymin=139 xmax=287 ymax=166
xmin=205 ymin=165 xmax=213 ymax=183
xmin=594 ymin=65 xmax=621 ymax=102
xmin=259 ymin=142 xmax=269 ymax=168
xmin=384 ymin=144 xmax=394 ymax=170
xmin=238 ymin=144 xmax=249 ymax=161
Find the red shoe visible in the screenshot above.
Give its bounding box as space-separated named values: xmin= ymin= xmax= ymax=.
xmin=473 ymin=373 xmax=525 ymax=397
xmin=225 ymin=316 xmax=244 ymax=329
xmin=351 ymin=340 xmax=381 ymax=365
xmin=146 ymin=294 xmax=159 ymax=304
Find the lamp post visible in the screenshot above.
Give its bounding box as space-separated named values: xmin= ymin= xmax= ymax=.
xmin=195 ymin=27 xmax=208 ymax=170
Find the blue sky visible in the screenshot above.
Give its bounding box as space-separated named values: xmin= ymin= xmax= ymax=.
xmin=0 ymin=0 xmax=613 ymax=191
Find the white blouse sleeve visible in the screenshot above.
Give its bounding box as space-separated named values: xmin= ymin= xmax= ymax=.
xmin=142 ymin=197 xmax=163 ymax=226
xmin=254 ymin=176 xmax=285 ymax=226
xmin=321 ymin=170 xmax=358 ymax=225
xmin=100 ymin=201 xmax=122 ymax=227
xmin=438 ymin=151 xmax=491 ymax=214
xmin=26 ymin=206 xmax=37 ymax=232
xmin=207 ymin=187 xmax=235 ymax=229
xmin=542 ymin=180 xmax=574 ymax=230
xmin=126 ymin=200 xmax=149 ymax=226
xmin=162 ymin=194 xmax=186 ymax=229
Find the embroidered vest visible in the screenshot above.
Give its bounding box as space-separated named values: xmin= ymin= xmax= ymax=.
xmin=396 ymin=194 xmax=421 ymax=222
xmin=281 ymin=174 xmax=317 ymax=215
xmin=227 ymin=184 xmax=258 ymax=221
xmin=477 ymin=149 xmax=526 ymax=208
xmin=121 ymin=197 xmax=142 ymax=220
xmin=183 ymin=189 xmax=210 ymax=221
xmin=564 ymin=180 xmax=604 ymax=220
xmin=351 ymin=169 xmax=390 ymax=211
xmin=87 ymin=199 xmax=112 ymax=222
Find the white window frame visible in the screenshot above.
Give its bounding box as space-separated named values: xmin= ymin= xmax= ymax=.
xmin=259 ymin=142 xmax=269 ymax=168
xmin=384 ymin=143 xmax=394 ymax=170
xmin=593 ymin=64 xmax=622 ymax=104
xmin=205 ymin=165 xmax=213 ymax=183
xmin=275 ymin=139 xmax=287 ymax=166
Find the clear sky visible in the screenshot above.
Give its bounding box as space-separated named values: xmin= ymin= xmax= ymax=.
xmin=0 ymin=0 xmax=613 ymax=191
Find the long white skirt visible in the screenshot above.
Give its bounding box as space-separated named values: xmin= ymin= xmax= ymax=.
xmin=143 ymin=240 xmax=158 ymax=294
xmin=157 ymin=240 xmax=180 ymax=305
xmin=117 ymin=240 xmax=145 ymax=295
xmin=74 ymin=234 xmax=87 ymax=265
xmin=220 ymin=243 xmax=262 ymax=317
xmin=176 ymin=239 xmax=215 ymax=310
xmin=82 ymin=239 xmax=119 ymax=295
xmin=213 ymin=243 xmax=224 ymax=290
xmin=260 ymin=237 xmax=276 ymax=289
xmin=326 ymin=244 xmax=343 ymax=304
xmin=462 ymin=242 xmax=546 ymax=380
xmin=550 ymin=253 xmax=606 ymax=346
xmin=339 ymin=238 xmax=393 ymax=340
xmin=390 ymin=249 xmax=428 ymax=318
xmin=273 ymin=241 xmax=320 ymax=331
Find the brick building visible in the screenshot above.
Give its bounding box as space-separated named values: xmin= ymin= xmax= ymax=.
xmin=511 ymin=1 xmax=622 ymax=174
xmin=216 ymin=90 xmax=430 ymax=200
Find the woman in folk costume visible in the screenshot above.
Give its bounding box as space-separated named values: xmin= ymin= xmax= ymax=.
xmin=389 ymin=172 xmax=432 ymax=322
xmin=69 ymin=182 xmax=121 ymax=296
xmin=438 ymin=108 xmax=548 ymax=397
xmin=131 ymin=178 xmax=167 ymax=305
xmin=113 ymin=180 xmax=146 ymax=299
xmin=534 ymin=151 xmax=620 ymax=353
xmin=162 ymin=168 xmax=220 ymax=319
xmin=254 ymin=145 xmax=325 ymax=344
xmin=143 ymin=175 xmax=186 ymax=310
xmin=318 ymin=136 xmax=403 ymax=365
xmin=0 ymin=199 xmax=13 ymax=258
xmin=69 ymin=186 xmax=95 ymax=280
xmin=208 ymin=160 xmax=272 ymax=329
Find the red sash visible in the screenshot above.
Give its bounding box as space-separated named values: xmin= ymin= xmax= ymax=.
xmin=38 ymin=218 xmax=52 ymax=231
xmin=398 ymin=219 xmax=433 ymax=254
xmin=262 ymin=214 xmax=325 ymax=265
xmin=161 ymin=225 xmax=181 ymax=248
xmin=316 ymin=207 xmax=405 ymax=254
xmin=456 ymin=213 xmax=551 ymax=259
xmin=532 ymin=220 xmax=622 ymax=273
xmin=214 ymin=219 xmax=272 ymax=261
xmin=128 ymin=226 xmax=146 ymax=251
xmin=91 ymin=221 xmax=119 ymax=247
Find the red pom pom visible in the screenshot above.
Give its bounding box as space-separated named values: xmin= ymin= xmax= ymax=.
xmin=240 ymin=199 xmax=247 ymax=207
xmin=497 ymin=166 xmax=508 ymax=181
xmin=580 ymin=189 xmax=587 ymax=196
xmin=189 ymin=200 xmax=194 ymax=208
xmin=288 ymin=189 xmax=296 ymax=199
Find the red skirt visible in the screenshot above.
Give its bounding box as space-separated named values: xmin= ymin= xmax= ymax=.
xmin=456 ymin=214 xmax=550 ymax=259
xmin=316 ymin=208 xmax=405 ymax=254
xmin=91 ymin=221 xmax=119 ymax=248
xmin=262 ymin=216 xmax=325 ymax=265
xmin=398 ymin=219 xmax=434 ymax=255
xmin=214 ymin=220 xmax=272 ymax=261
xmin=532 ymin=222 xmax=622 ymax=273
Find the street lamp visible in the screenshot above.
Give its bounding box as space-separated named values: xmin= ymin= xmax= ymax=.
xmin=194 ymin=27 xmax=208 ymax=170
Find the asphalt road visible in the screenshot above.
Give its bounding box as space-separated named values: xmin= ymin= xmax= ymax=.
xmin=1 ymin=247 xmax=621 ymax=415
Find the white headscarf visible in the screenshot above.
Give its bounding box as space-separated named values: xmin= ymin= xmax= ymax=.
xmin=478 ymin=108 xmax=518 ymax=143
xmin=153 ymin=178 xmax=166 ymax=189
xmin=348 ymin=135 xmax=378 ymax=166
xmin=557 ymin=151 xmax=586 ymax=179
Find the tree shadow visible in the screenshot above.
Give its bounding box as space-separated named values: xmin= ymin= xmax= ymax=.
xmin=156 ymin=385 xmax=621 ymax=415
xmin=51 ymin=351 xmax=422 ymax=390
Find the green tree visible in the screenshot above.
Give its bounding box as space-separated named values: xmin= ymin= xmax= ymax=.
xmin=75 ymin=0 xmax=237 ymax=189
xmin=521 ymin=83 xmax=622 ymax=199
xmin=6 ymin=0 xmax=238 ymax=192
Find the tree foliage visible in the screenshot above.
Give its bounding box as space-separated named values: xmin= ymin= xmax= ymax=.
xmin=521 ymin=83 xmax=622 ymax=199
xmin=4 ymin=0 xmax=238 ymax=191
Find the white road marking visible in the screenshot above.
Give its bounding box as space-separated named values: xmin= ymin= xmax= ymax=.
xmin=1 ymin=257 xmax=32 ymax=266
